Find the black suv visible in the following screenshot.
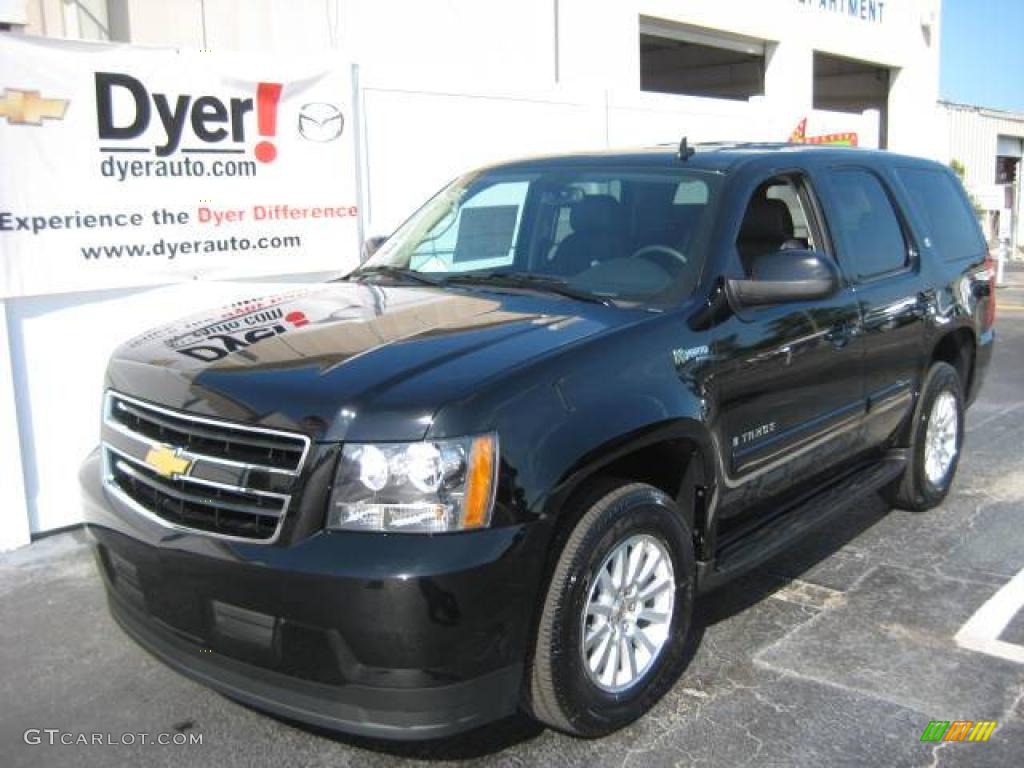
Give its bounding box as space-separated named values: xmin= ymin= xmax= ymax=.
xmin=82 ymin=143 xmax=995 ymax=739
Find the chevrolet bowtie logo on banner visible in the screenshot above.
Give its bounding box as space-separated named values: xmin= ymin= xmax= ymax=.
xmin=0 ymin=88 xmax=69 ymax=125
xmin=144 ymin=445 xmax=193 ymax=479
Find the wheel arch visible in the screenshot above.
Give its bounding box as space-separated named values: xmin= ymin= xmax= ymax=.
xmin=540 ymin=418 xmax=717 ymax=571
xmin=928 ymin=326 xmax=976 ymax=400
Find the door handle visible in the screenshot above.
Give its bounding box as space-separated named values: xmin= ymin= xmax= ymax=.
xmin=915 ymin=290 xmax=937 ymax=319
xmin=826 ymin=322 xmax=857 ymax=349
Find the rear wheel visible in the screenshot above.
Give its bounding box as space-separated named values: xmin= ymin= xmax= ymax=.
xmin=885 ymin=361 xmax=965 ymax=511
xmin=526 ymin=482 xmax=696 ymax=737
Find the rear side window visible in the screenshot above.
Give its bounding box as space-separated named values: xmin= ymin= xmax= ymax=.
xmin=829 ymin=169 xmax=907 ymax=279
xmin=896 ymin=168 xmax=986 ymax=261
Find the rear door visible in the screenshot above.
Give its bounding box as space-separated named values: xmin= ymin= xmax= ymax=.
xmin=816 ymin=166 xmax=927 ymax=447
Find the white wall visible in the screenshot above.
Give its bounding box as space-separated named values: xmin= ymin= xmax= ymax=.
xmin=0 ymin=301 xmax=31 ymax=549
xmin=556 ymin=0 xmax=639 ymax=90
xmin=606 ymin=90 xmax=764 ymax=147
xmin=360 ymin=83 xmax=607 ymax=235
xmin=0 ymin=0 xmax=27 ymax=24
xmin=118 ymin=0 xmax=560 ymax=90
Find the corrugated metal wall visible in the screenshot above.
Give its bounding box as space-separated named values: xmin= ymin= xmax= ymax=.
xmin=941 ymin=101 xmax=1024 ymax=248
xmin=942 ymin=101 xmax=1024 ymax=189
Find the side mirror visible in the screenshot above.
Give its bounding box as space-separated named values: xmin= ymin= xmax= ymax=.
xmin=726 ymin=249 xmax=839 ymax=308
xmin=361 ymin=235 xmax=388 ymax=264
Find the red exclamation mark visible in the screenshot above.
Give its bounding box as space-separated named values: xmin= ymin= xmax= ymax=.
xmin=285 ymin=311 xmax=308 ymax=327
xmin=254 ymin=82 xmax=282 ymax=163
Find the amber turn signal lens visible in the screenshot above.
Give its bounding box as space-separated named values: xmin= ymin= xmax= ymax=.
xmin=462 ymin=435 xmax=497 ymax=529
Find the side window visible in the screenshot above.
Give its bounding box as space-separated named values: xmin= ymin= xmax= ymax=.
xmin=736 ymin=176 xmax=817 ymax=276
xmin=411 ymin=180 xmax=529 ymax=272
xmin=829 ymin=170 xmax=908 ymax=279
xmin=896 ymin=168 xmax=986 ymax=261
xmin=766 ymin=184 xmax=812 ymax=242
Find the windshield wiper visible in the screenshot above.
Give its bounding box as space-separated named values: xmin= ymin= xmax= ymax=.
xmin=343 ymin=265 xmax=443 ymax=286
xmin=442 ymin=272 xmax=615 ymax=306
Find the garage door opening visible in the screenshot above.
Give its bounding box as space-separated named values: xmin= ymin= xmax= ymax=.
xmin=640 ymin=20 xmax=765 ymax=101
xmin=813 ymin=52 xmax=890 ymax=146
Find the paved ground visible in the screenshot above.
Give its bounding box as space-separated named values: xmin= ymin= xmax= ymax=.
xmin=3 ymin=274 xmax=1024 ymax=767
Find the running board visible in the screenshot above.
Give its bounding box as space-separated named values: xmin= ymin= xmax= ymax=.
xmin=698 ymin=456 xmax=907 ymax=593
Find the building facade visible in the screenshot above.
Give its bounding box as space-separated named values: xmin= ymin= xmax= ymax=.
xmin=9 ymin=0 xmax=942 ymax=151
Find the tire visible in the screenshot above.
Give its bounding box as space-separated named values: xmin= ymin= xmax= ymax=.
xmin=884 ymin=361 xmax=965 ymax=511
xmin=525 ymin=482 xmax=696 ymax=737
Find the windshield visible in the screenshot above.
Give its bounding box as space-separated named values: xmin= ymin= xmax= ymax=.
xmin=359 ymin=166 xmax=721 ymax=304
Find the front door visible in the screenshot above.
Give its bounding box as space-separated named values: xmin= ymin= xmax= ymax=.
xmin=712 ymin=172 xmax=866 ymax=517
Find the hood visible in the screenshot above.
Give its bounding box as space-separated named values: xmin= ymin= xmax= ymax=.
xmin=106 ymin=281 xmax=636 ymax=441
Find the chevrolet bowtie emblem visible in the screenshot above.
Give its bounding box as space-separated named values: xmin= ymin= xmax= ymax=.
xmin=0 ymin=89 xmax=69 ymax=125
xmin=144 ymin=445 xmax=193 ymax=479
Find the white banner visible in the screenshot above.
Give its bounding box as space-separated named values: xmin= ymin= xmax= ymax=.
xmin=0 ymin=35 xmax=361 ymax=299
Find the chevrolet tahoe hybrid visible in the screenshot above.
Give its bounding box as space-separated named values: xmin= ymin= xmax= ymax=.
xmin=82 ymin=143 xmax=995 ymax=739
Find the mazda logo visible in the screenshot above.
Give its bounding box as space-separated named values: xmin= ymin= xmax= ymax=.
xmin=297 ymin=103 xmax=344 ymax=142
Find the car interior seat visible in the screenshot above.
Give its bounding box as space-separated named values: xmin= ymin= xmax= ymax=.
xmin=737 ymin=197 xmax=796 ymax=273
xmin=553 ymin=195 xmax=629 ymax=275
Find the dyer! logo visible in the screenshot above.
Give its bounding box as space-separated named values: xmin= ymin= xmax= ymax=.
xmin=173 ymin=308 xmax=311 ymax=362
xmin=95 ymin=73 xmax=283 ymax=163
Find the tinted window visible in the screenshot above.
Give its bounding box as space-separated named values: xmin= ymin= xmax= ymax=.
xmin=829 ymin=170 xmax=907 ymax=279
xmin=896 ymin=168 xmax=985 ymax=261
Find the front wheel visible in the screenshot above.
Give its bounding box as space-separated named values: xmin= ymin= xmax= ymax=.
xmin=525 ymin=482 xmax=696 ymax=737
xmin=885 ymin=361 xmax=965 ymax=511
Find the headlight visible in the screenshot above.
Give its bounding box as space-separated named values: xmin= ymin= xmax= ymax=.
xmin=327 ymin=434 xmax=498 ymax=533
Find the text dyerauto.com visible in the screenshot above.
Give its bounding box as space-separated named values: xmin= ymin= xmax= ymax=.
xmin=100 ymin=154 xmax=257 ymax=182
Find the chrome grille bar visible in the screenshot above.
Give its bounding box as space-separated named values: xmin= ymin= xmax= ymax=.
xmin=100 ymin=390 xmax=310 ymax=543
xmin=110 ymin=451 xmax=287 ymax=518
xmin=107 ymin=392 xmax=309 ymax=475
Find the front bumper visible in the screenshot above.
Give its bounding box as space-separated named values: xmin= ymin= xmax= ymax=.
xmin=81 ymin=450 xmax=548 ymax=740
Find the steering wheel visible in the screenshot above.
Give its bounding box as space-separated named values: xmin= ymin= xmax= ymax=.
xmin=632 ymin=244 xmax=688 ymax=275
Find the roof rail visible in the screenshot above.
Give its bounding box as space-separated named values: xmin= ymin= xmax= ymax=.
xmin=695 ymin=141 xmax=796 ymax=150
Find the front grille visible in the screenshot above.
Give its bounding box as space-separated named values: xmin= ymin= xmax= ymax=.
xmin=109 ymin=395 xmax=305 ymax=472
xmin=101 ymin=391 xmax=310 ymax=543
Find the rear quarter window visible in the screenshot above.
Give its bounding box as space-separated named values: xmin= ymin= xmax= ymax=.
xmin=895 ymin=167 xmax=986 ymax=262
